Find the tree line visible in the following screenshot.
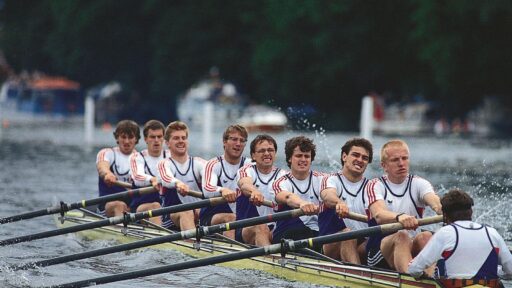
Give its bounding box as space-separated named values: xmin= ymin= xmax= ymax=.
xmin=1 ymin=0 xmax=511 ymax=130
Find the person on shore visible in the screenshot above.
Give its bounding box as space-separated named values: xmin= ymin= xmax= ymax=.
xmin=130 ymin=120 xmax=169 ymax=225
xmin=96 ymin=120 xmax=140 ymax=217
xmin=157 ymin=121 xmax=206 ymax=230
xmin=365 ymin=139 xmax=442 ymax=272
xmin=201 ymin=124 xmax=251 ymax=239
xmin=409 ymin=189 xmax=512 ymax=287
xmin=235 ymin=134 xmax=286 ymax=246
xmin=319 ymin=137 xmax=373 ymax=263
xmin=271 ymin=136 xmax=322 ymax=247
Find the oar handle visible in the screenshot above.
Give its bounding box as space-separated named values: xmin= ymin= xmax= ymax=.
xmin=187 ymin=190 xmax=274 ymax=208
xmin=114 ymin=181 xmax=134 ymax=189
xmin=380 ymin=215 xmax=443 ymax=234
xmin=346 ymin=212 xmax=368 ymax=223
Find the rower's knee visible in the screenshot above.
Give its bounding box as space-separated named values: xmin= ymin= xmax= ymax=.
xmin=412 ymin=231 xmax=432 ymax=255
xmin=394 ymin=230 xmax=412 ymax=247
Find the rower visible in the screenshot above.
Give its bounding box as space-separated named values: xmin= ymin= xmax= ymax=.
xmin=157 ymin=121 xmax=207 ymax=230
xmin=235 ymin=134 xmax=286 ymax=246
xmin=409 ymin=189 xmax=512 ymax=287
xmin=96 ymin=120 xmax=140 ymax=217
xmin=365 ymin=139 xmax=442 ymax=272
xmin=200 ymin=124 xmax=251 ymax=239
xmin=319 ymin=137 xmax=373 ymax=263
xmin=271 ymin=136 xmax=323 ymax=249
xmin=130 ymin=120 xmax=169 ymax=225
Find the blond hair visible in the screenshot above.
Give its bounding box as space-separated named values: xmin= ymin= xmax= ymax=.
xmin=380 ymin=139 xmax=409 ymax=162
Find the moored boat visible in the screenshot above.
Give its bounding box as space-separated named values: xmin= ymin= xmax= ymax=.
xmin=55 ymin=209 xmax=443 ymax=288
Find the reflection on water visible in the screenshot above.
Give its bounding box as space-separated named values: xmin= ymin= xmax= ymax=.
xmin=0 ymin=123 xmax=511 ymax=287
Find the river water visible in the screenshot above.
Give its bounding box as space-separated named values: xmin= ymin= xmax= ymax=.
xmin=0 ymin=122 xmax=511 ymax=287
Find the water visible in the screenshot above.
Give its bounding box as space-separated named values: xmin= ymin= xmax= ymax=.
xmin=0 ymin=123 xmax=511 ymax=287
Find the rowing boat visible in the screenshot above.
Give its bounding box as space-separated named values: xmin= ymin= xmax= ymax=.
xmin=54 ymin=209 xmax=445 ymax=288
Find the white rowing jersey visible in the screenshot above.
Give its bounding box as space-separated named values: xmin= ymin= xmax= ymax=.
xmin=96 ymin=147 xmax=133 ymax=184
xmin=130 ymin=149 xmax=170 ymax=187
xmin=321 ymin=172 xmax=369 ymax=231
xmin=409 ymin=220 xmax=512 ymax=280
xmin=272 ymin=171 xmax=324 ymax=232
xmin=96 ymin=147 xmax=134 ymax=197
xmin=366 ymin=174 xmax=434 ymax=236
xmin=235 ymin=163 xmax=287 ymax=221
xmin=201 ymin=155 xmax=251 ymax=217
xmin=157 ymin=156 xmax=206 ymax=204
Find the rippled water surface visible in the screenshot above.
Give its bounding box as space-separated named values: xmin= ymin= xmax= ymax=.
xmin=0 ymin=123 xmax=511 ymax=287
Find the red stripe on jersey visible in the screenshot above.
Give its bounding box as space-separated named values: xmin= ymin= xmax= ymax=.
xmin=367 ymin=180 xmax=377 ymax=205
xmin=97 ymin=149 xmax=108 ymax=162
xmin=320 ymin=175 xmax=328 ymax=191
xmin=442 ymin=250 xmax=453 ymax=259
xmin=272 ymin=175 xmax=287 ymax=194
xmin=239 ymin=163 xmax=253 ymax=178
xmin=158 ymin=160 xmax=174 ymax=183
xmin=203 ymin=158 xmax=220 ymax=193
xmin=131 ymin=153 xmax=147 ymax=181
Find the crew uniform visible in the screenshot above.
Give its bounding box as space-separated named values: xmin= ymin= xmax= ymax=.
xmin=319 ymin=173 xmax=369 ymax=236
xmin=96 ymin=147 xmax=134 ymax=215
xmin=409 ymin=221 xmax=512 ymax=287
xmin=200 ymin=156 xmax=251 ymax=226
xmin=271 ymin=171 xmax=324 ymax=244
xmin=365 ymin=174 xmax=434 ymax=268
xmin=157 ymin=156 xmax=206 ymax=228
xmin=234 ymin=163 xmax=286 ymax=242
xmin=129 ymin=149 xmax=169 ymax=212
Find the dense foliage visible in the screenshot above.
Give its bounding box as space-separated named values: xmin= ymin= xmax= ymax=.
xmin=1 ymin=0 xmax=511 ymax=129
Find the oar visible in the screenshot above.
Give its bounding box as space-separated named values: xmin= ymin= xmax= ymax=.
xmin=113 ymin=181 xmax=134 ymax=189
xmin=0 ymin=197 xmax=227 ymax=247
xmin=15 ymin=208 xmax=304 ymax=270
xmin=183 ymin=190 xmax=369 ymax=222
xmin=0 ymin=185 xmax=157 ymax=225
xmin=50 ymin=215 xmax=443 ymax=288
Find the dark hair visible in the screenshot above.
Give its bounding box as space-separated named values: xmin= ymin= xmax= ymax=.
xmin=250 ymin=134 xmax=277 ymax=155
xmin=341 ymin=137 xmax=373 ymax=166
xmin=222 ymin=124 xmax=248 ymax=141
xmin=164 ymin=121 xmax=189 ymax=141
xmin=113 ymin=120 xmax=140 ymax=144
xmin=143 ymin=120 xmax=165 ymax=137
xmin=284 ymin=136 xmax=316 ymax=168
xmin=441 ymin=189 xmax=474 ymax=222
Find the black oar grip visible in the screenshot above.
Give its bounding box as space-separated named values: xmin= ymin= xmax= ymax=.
xmin=380 ymin=215 xmax=443 ymax=234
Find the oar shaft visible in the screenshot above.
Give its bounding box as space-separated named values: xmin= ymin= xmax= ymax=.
xmin=68 ymin=186 xmax=156 ymax=209
xmin=0 ymin=186 xmax=157 ymax=225
xmin=186 ymin=190 xmax=274 ymax=208
xmin=0 ymin=197 xmax=224 ymax=247
xmin=297 ymin=215 xmax=444 ymax=249
xmin=18 ymin=209 xmax=303 ymax=270
xmin=0 ymin=209 xmax=51 ymax=224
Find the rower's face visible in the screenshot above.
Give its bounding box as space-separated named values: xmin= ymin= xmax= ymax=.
xmin=167 ymin=130 xmax=188 ymax=157
xmin=117 ymin=133 xmax=137 ymax=155
xmin=381 ymin=146 xmax=409 ymax=180
xmin=290 ymin=147 xmax=311 ymax=174
xmin=223 ymin=132 xmax=247 ymax=159
xmin=342 ymin=146 xmax=370 ymax=176
xmin=145 ymin=128 xmax=164 ymax=155
xmin=251 ymin=140 xmax=276 ymax=169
